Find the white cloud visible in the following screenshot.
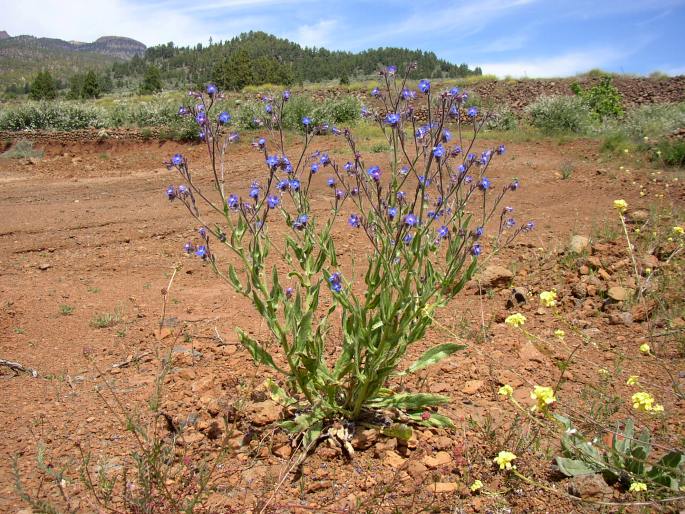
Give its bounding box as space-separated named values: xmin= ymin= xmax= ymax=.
xmin=292 ymin=19 xmax=337 ymax=48
xmin=481 ymin=48 xmax=626 ymax=78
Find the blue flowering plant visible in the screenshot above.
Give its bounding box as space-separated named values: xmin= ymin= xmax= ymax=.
xmin=164 ymin=68 xmax=531 ymax=438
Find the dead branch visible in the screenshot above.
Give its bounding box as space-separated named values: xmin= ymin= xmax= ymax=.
xmin=0 ymin=358 xmax=38 ymax=377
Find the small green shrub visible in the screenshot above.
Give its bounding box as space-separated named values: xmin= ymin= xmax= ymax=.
xmin=652 ymin=139 xmax=685 ymax=167
xmin=526 ymin=95 xmax=592 ymax=134
xmin=618 ymin=102 xmax=685 ymax=139
xmin=0 ymin=140 xmax=44 ymax=159
xmin=90 ymin=310 xmax=121 ymax=328
xmin=0 ymin=102 xmax=105 ymax=131
xmin=484 ymin=106 xmax=518 ymax=131
xmin=571 ymin=76 xmax=623 ymax=121
xmin=58 ymin=304 xmax=74 ymax=316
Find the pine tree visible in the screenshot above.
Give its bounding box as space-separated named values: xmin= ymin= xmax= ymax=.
xmin=81 ymin=70 xmax=101 ymax=99
xmin=139 ymin=65 xmax=163 ymax=94
xmin=29 ymin=71 xmax=57 ymax=100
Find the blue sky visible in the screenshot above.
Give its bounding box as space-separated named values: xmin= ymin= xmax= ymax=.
xmin=4 ymin=0 xmax=685 ymax=77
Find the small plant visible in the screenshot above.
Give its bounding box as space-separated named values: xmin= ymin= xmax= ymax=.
xmin=651 ymin=139 xmax=685 ymax=167
xmin=90 ymin=309 xmax=121 ymax=329
xmin=164 ymin=66 xmax=532 ymax=440
xmin=58 ymin=304 xmax=74 ymax=316
xmin=554 ymin=415 xmax=684 ymax=495
xmin=0 ymin=140 xmax=44 ymax=160
xmin=570 ymin=75 xmax=623 ymax=121
xmin=526 ymin=95 xmax=592 ymax=135
xmin=370 ymin=141 xmax=389 ymax=153
xmin=560 ymin=160 xmax=574 ymax=180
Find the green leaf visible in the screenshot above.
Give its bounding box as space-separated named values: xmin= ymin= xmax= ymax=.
xmin=555 ymin=456 xmax=597 ymax=477
xmin=408 ymin=412 xmax=455 ymax=428
xmin=380 ymin=423 xmax=413 ymax=442
xmin=236 ymin=328 xmax=281 ymax=372
xmin=401 ymin=343 xmax=467 ymax=375
xmin=265 ymin=378 xmax=297 ymax=407
xmin=368 ymin=392 xmax=450 ymax=410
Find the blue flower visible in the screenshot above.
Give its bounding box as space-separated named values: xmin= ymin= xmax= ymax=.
xmin=198 ymin=227 xmax=207 ymax=238
xmin=510 ymin=179 xmax=520 ymax=191
xmin=433 ymin=145 xmax=444 ymax=158
xmin=249 ymin=186 xmax=260 ymax=200
xmin=367 ymin=165 xmax=381 ymax=182
xmin=385 ymin=112 xmax=400 ymax=126
xmin=183 ymin=242 xmax=194 ymax=253
xmin=335 ymin=189 xmax=345 ymax=200
xmin=449 ymin=105 xmax=459 ymax=117
xmin=473 ymin=226 xmax=484 ymax=239
xmin=388 ymin=207 xmax=398 ymax=220
xmin=403 ymin=232 xmax=414 ymax=244
xmin=283 ymin=90 xmax=291 ymax=101
xmin=227 ymin=194 xmax=239 ymax=210
xmin=327 ymin=178 xmax=336 ymax=188
xmin=166 ymin=185 xmax=176 ymax=200
xmin=206 ymin=83 xmax=218 ymax=96
xmin=449 ymin=86 xmax=461 ymax=96
xmin=302 ymin=116 xmax=312 ymax=126
xmin=523 ymin=221 xmax=535 ymax=231
xmin=195 ymin=112 xmax=207 ymax=126
xmin=497 ymin=144 xmax=506 ymax=155
xmin=320 ymin=153 xmax=331 ymax=166
xmin=467 ymin=107 xmax=478 ymax=118
xmin=257 ymin=137 xmax=266 ymax=149
xmin=350 ymin=187 xmax=359 ymax=196
xmin=195 ymin=245 xmax=208 ymax=259
xmin=289 ymin=178 xmax=301 ymax=191
xmin=505 ymin=218 xmax=516 ymax=228
xmin=418 ymin=175 xmax=431 ymax=187
xmin=310 ymin=163 xmax=319 ymax=174
xmin=458 ymin=164 xmax=466 ymax=174
xmin=277 ymin=179 xmax=289 ymax=191
xmin=441 ymin=130 xmax=452 ymax=143
xmin=332 ymin=126 xmax=342 ymax=135
xmin=267 ymin=195 xmax=280 ymax=208
xmin=178 ymin=106 xmax=189 ymax=116
xmin=285 ymin=287 xmax=293 ymax=298
xmin=178 ymin=185 xmax=188 ymax=196
xmin=328 ymin=272 xmax=343 ymax=293
xmin=266 ymin=155 xmax=279 ymax=169
xmin=348 ymin=214 xmax=361 ymax=228
xmin=397 ymin=191 xmax=407 ymax=202
xmin=399 ymin=165 xmax=410 ymax=175
xmin=218 ymin=111 xmax=231 ymax=124
xmin=386 ymin=65 xmax=397 ymax=75
xmin=344 ymin=161 xmax=354 ymax=173
xmin=171 ymin=153 xmax=183 ymax=166
xmin=404 ymin=213 xmax=418 ymax=226
xmin=470 ymin=244 xmax=482 ymax=256
xmin=478 ymin=177 xmax=491 ymax=191
xmin=418 ymin=79 xmax=431 ymax=93
xmin=451 ymin=145 xmax=462 ymax=156
xmin=401 ymin=88 xmax=414 ymax=100
xmin=438 ymin=225 xmax=449 ymax=238
xmin=265 ymin=104 xmax=273 ymax=114
xmin=371 ymin=87 xmax=381 ymax=97
xmin=293 ymin=214 xmax=308 ymax=230
xmin=361 ymin=106 xmax=370 ymax=117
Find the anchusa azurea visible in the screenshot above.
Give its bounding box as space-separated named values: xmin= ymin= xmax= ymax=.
xmin=163 ymin=64 xmax=532 ymax=437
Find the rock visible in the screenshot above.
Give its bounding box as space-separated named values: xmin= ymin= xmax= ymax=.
xmin=626 ymin=208 xmax=649 ymax=223
xmin=477 ymin=265 xmax=513 ymax=289
xmin=406 ymin=460 xmax=428 ymax=479
xmin=571 ymin=282 xmax=587 ymax=299
xmin=462 ymin=380 xmax=484 ymax=395
xmin=37 ymin=263 xmax=51 ymax=270
xmin=641 ymin=254 xmax=660 ymax=269
xmin=506 ymin=287 xmax=527 ymax=308
xmin=426 ymin=482 xmax=468 ymax=495
xmin=429 ymin=381 xmax=449 ymax=393
xmin=384 ymin=450 xmax=406 ymax=469
xmin=609 ymin=312 xmax=633 ymax=326
xmin=631 ymin=300 xmax=657 ymax=322
xmin=351 ymin=428 xmax=378 ymax=450
xmin=422 ymin=451 xmax=452 ymax=469
xmin=247 ymin=399 xmax=282 ymax=426
xmin=519 ymin=341 xmax=546 ymax=364
xmin=273 ymin=444 xmax=292 ymax=459
xmin=567 ymin=474 xmax=613 ymax=500
xmin=568 ymin=235 xmax=590 ymax=254
xmin=607 ymin=286 xmax=628 ymax=301
xmin=586 ymin=256 xmax=602 ymax=269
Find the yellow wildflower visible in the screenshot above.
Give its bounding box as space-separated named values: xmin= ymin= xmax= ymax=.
xmin=498 ymin=384 xmax=513 ymax=397
xmin=673 ymin=226 xmax=684 ymax=236
xmin=553 ymin=329 xmax=565 ymax=339
xmin=539 ymin=289 xmax=557 ymax=308
xmin=613 ymin=199 xmax=628 ymax=213
xmin=626 ymin=375 xmax=640 ymax=386
xmin=598 ymin=368 xmax=610 ymax=376
xmin=493 ymin=451 xmax=517 ymax=470
xmin=629 ymin=482 xmax=647 ymax=493
xmin=632 ymin=391 xmax=663 ymax=413
xmin=531 ymin=385 xmax=556 ymax=412
xmin=639 ymin=343 xmax=650 ymax=355
xmin=505 ymin=313 xmax=526 ymax=327
xmin=470 ymin=480 xmax=483 ymax=492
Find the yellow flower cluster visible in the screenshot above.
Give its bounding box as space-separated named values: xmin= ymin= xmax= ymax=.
xmin=498 ymin=384 xmax=514 ymax=397
xmin=673 ymin=226 xmax=684 ymax=236
xmin=539 ymin=290 xmax=557 ymax=307
xmin=629 ymin=481 xmax=647 ymax=493
xmin=639 ymin=343 xmax=650 ymax=355
xmin=493 ymin=451 xmax=517 ymax=470
xmin=631 ymin=391 xmax=664 ymax=413
xmin=531 ymin=385 xmax=556 ymax=412
xmin=626 ymin=375 xmax=640 ymax=386
xmin=505 ymin=313 xmax=526 ymax=327
xmin=470 ymin=480 xmax=483 ymax=492
xmin=553 ymin=329 xmax=565 ymax=339
xmin=613 ymin=199 xmax=628 ymax=213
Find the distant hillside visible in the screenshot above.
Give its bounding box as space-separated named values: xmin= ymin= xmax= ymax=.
xmin=0 ymin=32 xmax=145 ymax=87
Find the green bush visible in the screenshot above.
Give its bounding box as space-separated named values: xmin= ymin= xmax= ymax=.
xmin=614 ymin=102 xmax=685 ymax=139
xmin=571 ymin=76 xmax=623 ymax=121
xmin=526 ymin=95 xmax=593 ymax=134
xmin=0 ymin=102 xmax=105 ymax=131
xmin=652 ymin=139 xmax=685 ymax=167
xmin=233 ymin=101 xmax=265 ymax=130
xmin=484 ymin=106 xmax=518 ymax=131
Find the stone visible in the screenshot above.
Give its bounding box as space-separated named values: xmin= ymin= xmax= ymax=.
xmin=37 ymin=263 xmax=52 ymax=270
xmin=609 ymin=312 xmax=633 ymax=326
xmin=422 ymin=451 xmax=452 ymax=469
xmin=247 ymin=399 xmax=282 ymax=426
xmin=567 ymin=474 xmax=613 ymax=500
xmin=571 ymin=282 xmax=587 ymax=299
xmin=519 ymin=341 xmax=546 ymax=364
xmin=568 ymin=235 xmax=590 ymax=254
xmin=631 ymin=300 xmax=657 ymax=322
xmin=426 ymin=482 xmax=468 ymax=495
xmin=586 ymin=256 xmax=602 ymax=269
xmin=384 ymin=450 xmax=406 ymax=469
xmin=351 ymin=428 xmax=378 ymax=450
xmin=506 ymin=287 xmax=527 ymax=308
xmin=626 ymin=209 xmax=650 ymax=223
xmin=607 ymin=286 xmax=628 ymax=301
xmin=273 ymin=444 xmax=292 ymax=459
xmin=406 ymin=460 xmax=428 ymax=479
xmin=462 ymin=380 xmax=484 ymax=395
xmin=477 ymin=265 xmax=513 ymax=289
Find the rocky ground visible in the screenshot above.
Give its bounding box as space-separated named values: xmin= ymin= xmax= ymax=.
xmin=0 ymin=132 xmax=684 ymax=513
